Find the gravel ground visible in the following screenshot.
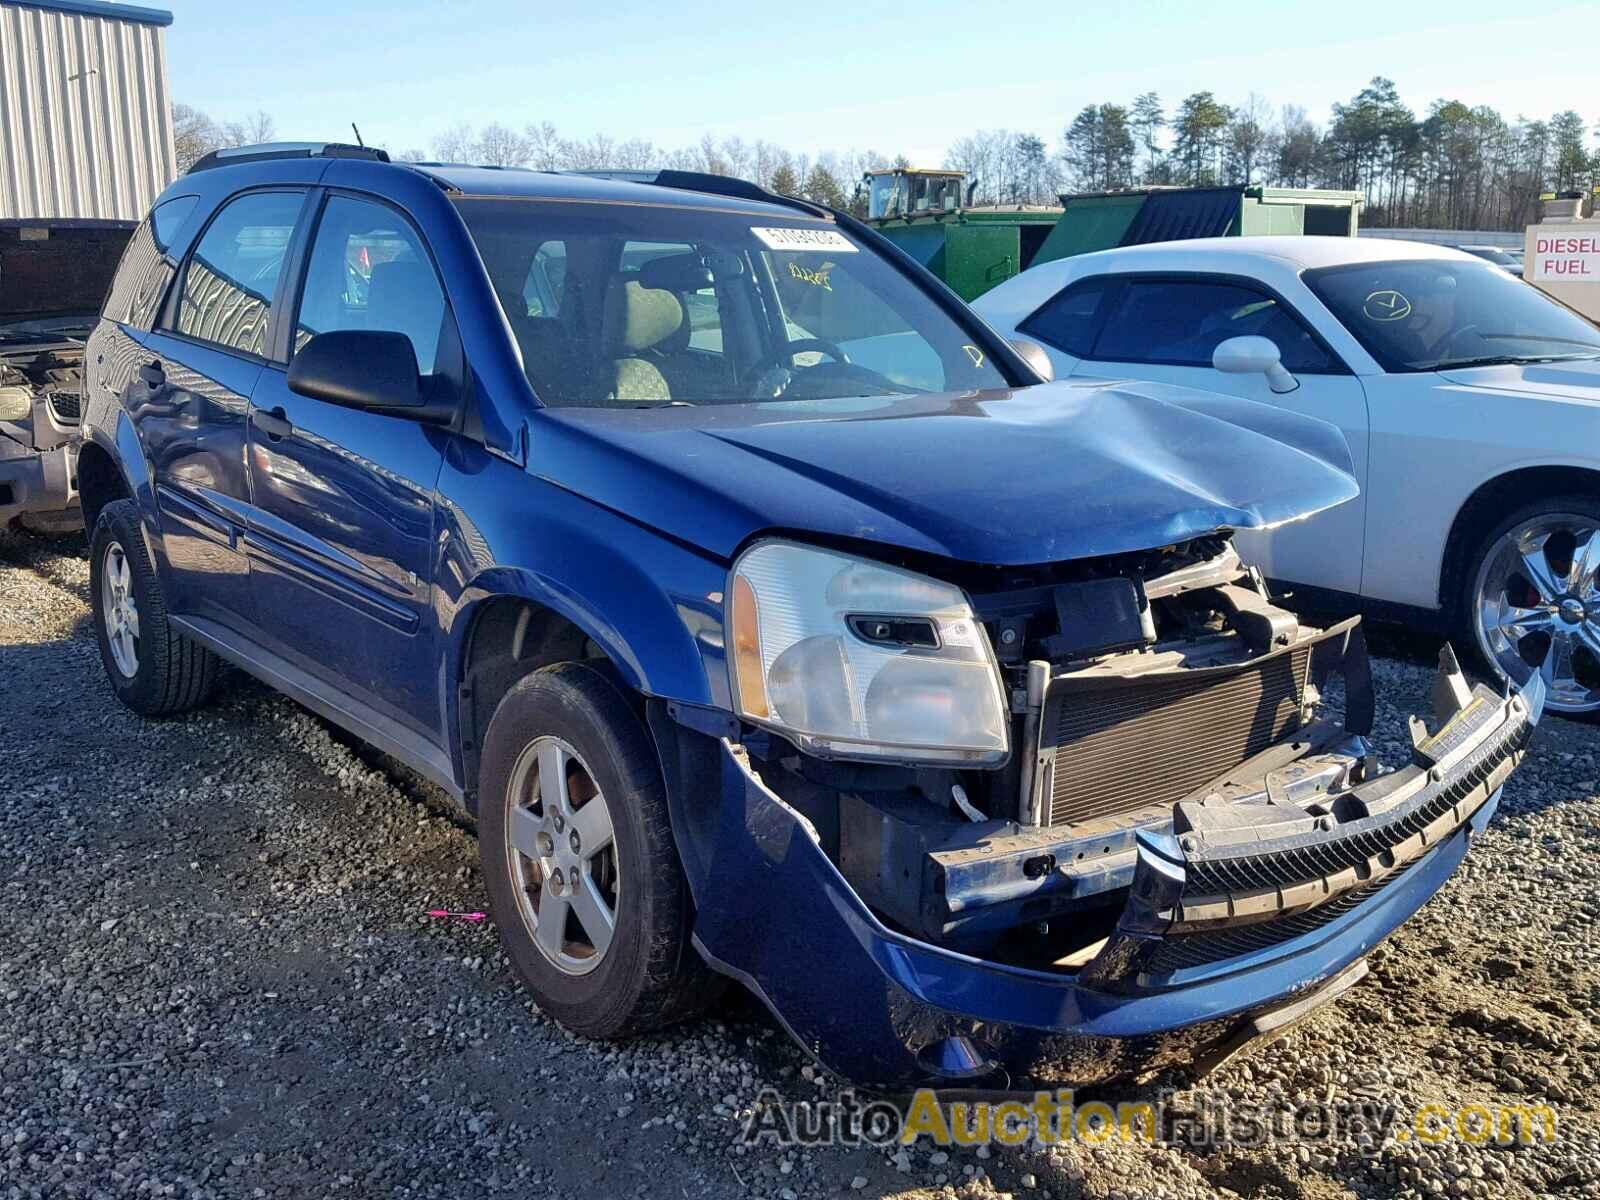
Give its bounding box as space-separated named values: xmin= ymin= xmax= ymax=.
xmin=2 ymin=527 xmax=1597 ymax=1200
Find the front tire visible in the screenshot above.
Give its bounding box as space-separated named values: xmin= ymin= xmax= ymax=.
xmin=1460 ymin=495 xmax=1600 ymax=714
xmin=89 ymin=499 xmax=219 ymax=716
xmin=479 ymin=662 xmax=715 ymax=1038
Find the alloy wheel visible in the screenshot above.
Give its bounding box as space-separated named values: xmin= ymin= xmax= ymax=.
xmin=503 ymin=736 xmax=620 ymax=976
xmin=100 ymin=540 xmax=141 ymax=678
xmin=1472 ymin=513 xmax=1600 ymax=713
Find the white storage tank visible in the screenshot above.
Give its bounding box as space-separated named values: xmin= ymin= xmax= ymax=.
xmin=0 ymin=0 xmax=175 ymax=221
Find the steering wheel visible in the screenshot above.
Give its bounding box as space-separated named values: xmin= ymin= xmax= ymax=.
xmin=1436 ymin=323 xmax=1484 ymax=360
xmin=743 ymin=338 xmax=851 ymax=382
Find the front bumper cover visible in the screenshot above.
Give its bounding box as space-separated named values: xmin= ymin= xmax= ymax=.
xmin=0 ymin=431 xmax=76 ymax=525
xmin=671 ymin=659 xmax=1542 ymax=1089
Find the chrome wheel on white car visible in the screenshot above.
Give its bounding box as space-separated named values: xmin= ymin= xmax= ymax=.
xmin=1472 ymin=512 xmax=1600 ymax=713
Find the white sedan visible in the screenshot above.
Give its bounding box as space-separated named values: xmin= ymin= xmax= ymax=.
xmin=975 ymin=236 xmax=1600 ymax=713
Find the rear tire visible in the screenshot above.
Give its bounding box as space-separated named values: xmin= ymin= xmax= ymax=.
xmin=89 ymin=499 xmax=219 ymax=716
xmin=479 ymin=662 xmax=717 ymax=1038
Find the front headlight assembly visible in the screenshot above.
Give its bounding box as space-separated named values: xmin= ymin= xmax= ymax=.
xmin=727 ymin=540 xmax=1009 ymax=764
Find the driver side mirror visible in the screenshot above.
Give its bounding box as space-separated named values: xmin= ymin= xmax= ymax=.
xmin=288 ymin=331 xmax=455 ymax=423
xmin=1007 ymin=337 xmax=1055 ymax=383
xmin=1213 ymin=335 xmax=1300 ymax=394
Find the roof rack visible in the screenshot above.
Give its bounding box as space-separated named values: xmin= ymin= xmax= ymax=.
xmin=186 ymin=142 xmax=390 ymax=175
xmin=566 ymin=169 xmax=831 ymax=219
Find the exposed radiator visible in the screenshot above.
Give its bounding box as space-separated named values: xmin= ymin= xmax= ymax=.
xmin=1038 ymin=643 xmax=1313 ymax=828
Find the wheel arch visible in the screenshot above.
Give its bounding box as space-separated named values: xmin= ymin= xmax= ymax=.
xmin=1439 ymin=464 xmax=1600 ymax=615
xmin=75 ymin=438 xmax=133 ymax=534
xmin=450 ymin=579 xmax=660 ymax=812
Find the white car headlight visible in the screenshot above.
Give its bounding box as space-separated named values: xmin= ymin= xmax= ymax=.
xmin=728 ymin=540 xmax=1009 ymax=764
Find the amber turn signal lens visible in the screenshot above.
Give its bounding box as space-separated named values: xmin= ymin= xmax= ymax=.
xmin=731 ymin=574 xmax=770 ymax=719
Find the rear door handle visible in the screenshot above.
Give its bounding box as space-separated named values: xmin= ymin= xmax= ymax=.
xmin=252 ymin=406 xmax=293 ymax=440
xmin=138 ymin=361 xmax=165 ymax=388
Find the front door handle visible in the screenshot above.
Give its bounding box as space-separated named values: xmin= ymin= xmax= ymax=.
xmin=138 ymin=361 xmax=165 ymax=388
xmin=252 ymin=406 xmax=293 ymax=441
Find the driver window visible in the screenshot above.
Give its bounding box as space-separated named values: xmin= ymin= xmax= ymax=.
xmin=1093 ymin=280 xmax=1334 ymax=373
xmin=294 ymin=196 xmax=445 ymax=374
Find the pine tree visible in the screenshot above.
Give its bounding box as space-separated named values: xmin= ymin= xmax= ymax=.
xmin=802 ymin=163 xmax=845 ymax=209
xmin=769 ymin=163 xmax=800 ymax=196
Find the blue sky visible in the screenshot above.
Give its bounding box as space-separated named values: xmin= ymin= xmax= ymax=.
xmin=160 ymin=0 xmax=1599 ymax=163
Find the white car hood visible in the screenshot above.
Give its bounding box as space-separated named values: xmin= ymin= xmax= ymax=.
xmin=1438 ymin=358 xmax=1600 ymax=400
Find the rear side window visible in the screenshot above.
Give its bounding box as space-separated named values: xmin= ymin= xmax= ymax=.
xmin=175 ymin=190 xmax=304 ymax=357
xmin=523 ymin=241 xmax=567 ymax=317
xmin=292 ymin=195 xmax=446 ymax=374
xmin=1091 ymin=279 xmax=1336 ymax=373
xmin=102 ymin=194 xmax=199 ymax=330
xmin=1017 ymin=278 xmax=1110 ymax=356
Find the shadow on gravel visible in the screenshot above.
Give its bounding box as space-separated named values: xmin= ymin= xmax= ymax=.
xmin=0 ymin=527 xmax=92 ymax=602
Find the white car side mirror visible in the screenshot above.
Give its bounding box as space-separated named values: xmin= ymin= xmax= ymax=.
xmin=1007 ymin=337 xmax=1055 ymax=383
xmin=1213 ymin=335 xmax=1299 ymax=394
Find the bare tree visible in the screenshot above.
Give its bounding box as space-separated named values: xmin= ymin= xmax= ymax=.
xmin=475 ymin=122 xmax=534 ymax=167
xmin=431 ymin=122 xmax=477 ymax=163
xmin=171 ymin=102 xmax=221 ymax=172
xmin=525 ymin=121 xmax=562 ymax=170
xmin=1224 ymin=93 xmax=1274 ymax=185
xmin=219 ymin=111 xmax=276 ymax=148
xmin=720 ymin=136 xmax=753 ymax=181
xmin=751 ymin=140 xmax=786 ymax=190
xmin=612 ymin=138 xmax=658 ymax=171
xmin=561 ymin=133 xmax=617 ymax=170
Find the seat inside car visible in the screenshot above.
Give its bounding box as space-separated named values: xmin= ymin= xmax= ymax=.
xmin=602 ymin=276 xmax=685 ymax=403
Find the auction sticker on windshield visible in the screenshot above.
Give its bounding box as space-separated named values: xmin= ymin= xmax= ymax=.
xmin=752 ymin=227 xmax=858 ymax=253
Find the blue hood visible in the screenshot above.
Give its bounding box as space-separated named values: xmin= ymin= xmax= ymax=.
xmin=530 ymin=379 xmax=1359 ymax=567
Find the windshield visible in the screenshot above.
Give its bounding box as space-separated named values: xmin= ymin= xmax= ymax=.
xmin=1304 ymin=259 xmax=1600 ymax=373
xmin=1459 ymin=246 xmax=1517 ymax=267
xmin=453 ymin=198 xmax=1010 ymax=407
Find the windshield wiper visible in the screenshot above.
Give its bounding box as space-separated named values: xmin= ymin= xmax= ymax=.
xmin=1431 ymin=352 xmax=1600 ymax=371
xmin=1477 ymin=334 xmax=1600 ymax=349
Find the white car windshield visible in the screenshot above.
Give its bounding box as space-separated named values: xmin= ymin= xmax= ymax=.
xmin=1305 ymin=259 xmax=1600 ymax=373
xmin=453 ymin=198 xmax=1010 ymax=407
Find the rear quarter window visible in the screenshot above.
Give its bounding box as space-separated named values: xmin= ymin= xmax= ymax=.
xmin=102 ymin=195 xmax=199 ymax=331
xmin=174 ymin=190 xmax=303 ymax=358
xmin=1017 ymin=278 xmax=1110 ymax=357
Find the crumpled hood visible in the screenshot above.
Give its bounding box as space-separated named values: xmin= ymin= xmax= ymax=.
xmin=1438 ymin=358 xmax=1600 ymax=401
xmin=531 ymin=379 xmax=1359 ymax=566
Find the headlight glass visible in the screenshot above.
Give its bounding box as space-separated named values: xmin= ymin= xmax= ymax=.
xmin=728 ymin=540 xmax=1008 ymax=763
xmin=0 ymin=386 xmax=31 ymax=422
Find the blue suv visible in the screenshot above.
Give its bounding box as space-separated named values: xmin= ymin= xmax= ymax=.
xmin=81 ymin=143 xmax=1542 ymax=1088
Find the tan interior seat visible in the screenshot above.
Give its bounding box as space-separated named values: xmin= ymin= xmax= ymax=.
xmin=602 ymin=278 xmax=685 ymax=404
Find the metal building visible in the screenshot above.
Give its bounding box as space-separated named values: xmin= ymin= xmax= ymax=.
xmin=0 ymin=0 xmax=176 ymax=221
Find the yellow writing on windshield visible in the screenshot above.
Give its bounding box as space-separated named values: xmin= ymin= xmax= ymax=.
xmin=788 ymin=261 xmax=832 ymax=291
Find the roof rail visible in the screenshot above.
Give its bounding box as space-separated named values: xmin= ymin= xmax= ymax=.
xmin=566 ymin=169 xmax=831 ymax=219
xmin=186 ymin=142 xmax=390 ymax=175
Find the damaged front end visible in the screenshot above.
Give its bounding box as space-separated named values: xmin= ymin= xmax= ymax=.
xmin=0 ymin=338 xmax=85 ymax=530
xmin=0 ymin=218 xmax=133 ymax=531
xmin=659 ymin=535 xmax=1542 ymax=1089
